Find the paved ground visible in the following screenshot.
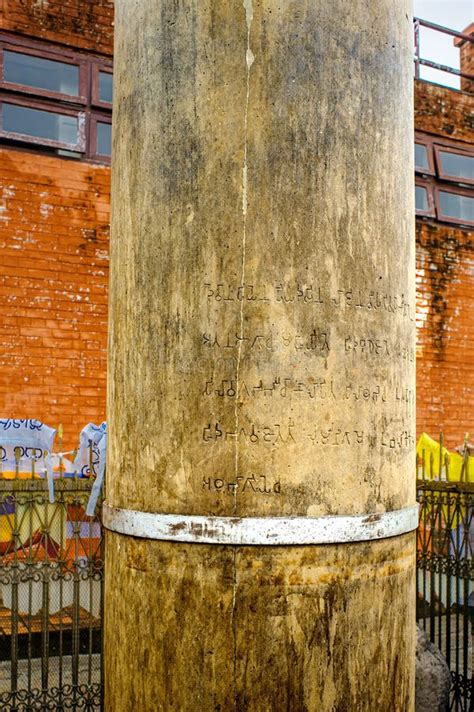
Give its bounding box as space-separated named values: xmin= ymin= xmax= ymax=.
xmin=0 ymin=654 xmax=100 ymax=708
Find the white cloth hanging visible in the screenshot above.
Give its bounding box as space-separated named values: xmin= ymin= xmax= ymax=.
xmin=0 ymin=419 xmax=56 ymax=502
xmin=73 ymin=422 xmax=107 ymax=516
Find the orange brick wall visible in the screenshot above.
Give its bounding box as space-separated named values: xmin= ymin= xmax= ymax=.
xmin=0 ymin=148 xmax=110 ymax=449
xmin=416 ymin=221 xmax=474 ymax=447
xmin=414 ymin=79 xmax=474 ymax=447
xmin=0 ymin=0 xmax=114 ymax=55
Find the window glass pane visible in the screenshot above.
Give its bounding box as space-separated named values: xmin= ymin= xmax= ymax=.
xmin=439 ymin=191 xmax=474 ymax=222
xmin=4 ymin=51 xmax=79 ymax=96
xmin=99 ymin=72 xmax=113 ymax=103
xmin=97 ymin=122 xmax=111 ymax=155
xmin=3 ymin=103 xmax=79 ymax=145
xmin=438 ymin=150 xmax=473 ymax=182
xmin=415 ymin=143 xmax=429 ymax=171
xmin=415 ymin=186 xmax=429 ymax=212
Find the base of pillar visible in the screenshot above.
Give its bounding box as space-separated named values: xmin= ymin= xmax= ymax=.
xmin=104 ymin=531 xmax=415 ymax=712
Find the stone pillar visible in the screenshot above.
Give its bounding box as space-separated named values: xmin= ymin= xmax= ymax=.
xmin=105 ymin=2 xmax=416 ymax=710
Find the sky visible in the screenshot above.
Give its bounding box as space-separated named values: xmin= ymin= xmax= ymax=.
xmin=413 ymin=0 xmax=473 ymax=88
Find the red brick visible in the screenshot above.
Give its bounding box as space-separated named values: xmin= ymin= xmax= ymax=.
xmin=0 ymin=147 xmax=109 ymax=448
xmin=0 ymin=1 xmax=114 ymax=55
xmin=416 ymin=220 xmax=474 ymax=448
xmin=414 ymin=80 xmax=472 ymax=143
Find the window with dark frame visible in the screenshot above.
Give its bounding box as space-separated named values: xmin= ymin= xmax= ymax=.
xmin=415 ymin=181 xmax=435 ymax=217
xmin=415 ymin=140 xmax=435 ymax=175
xmin=415 ymin=132 xmax=474 ymax=227
xmin=434 ymin=145 xmax=474 ymax=186
xmin=0 ymin=34 xmax=112 ymax=163
xmin=437 ymin=186 xmax=474 ymax=225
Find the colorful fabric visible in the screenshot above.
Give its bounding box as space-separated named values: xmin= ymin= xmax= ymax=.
xmin=0 ymin=495 xmax=14 ymax=548
xmin=0 ymin=419 xmax=56 ymax=502
xmin=417 ymin=433 xmax=474 ymax=547
xmin=65 ymin=503 xmax=101 ymax=560
xmin=416 ymin=432 xmax=473 ymax=482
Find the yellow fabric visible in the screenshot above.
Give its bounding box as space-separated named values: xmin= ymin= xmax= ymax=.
xmin=0 ymin=514 xmax=13 ymax=543
xmin=416 ymin=432 xmax=473 ymax=482
xmin=0 ymin=470 xmax=42 ymax=480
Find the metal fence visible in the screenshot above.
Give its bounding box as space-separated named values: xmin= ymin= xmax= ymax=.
xmin=417 ymin=440 xmax=473 ymax=712
xmin=414 ymin=17 xmax=474 ymax=86
xmin=0 ymin=473 xmax=103 ymax=711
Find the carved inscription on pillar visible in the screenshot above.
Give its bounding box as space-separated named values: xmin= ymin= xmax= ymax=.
xmin=204 ymin=281 xmax=414 ymax=318
xmin=196 ymin=275 xmax=415 ymax=507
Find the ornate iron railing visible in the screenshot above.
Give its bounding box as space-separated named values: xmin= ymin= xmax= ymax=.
xmin=417 ymin=441 xmax=473 ymax=712
xmin=0 ymin=476 xmax=103 ymax=711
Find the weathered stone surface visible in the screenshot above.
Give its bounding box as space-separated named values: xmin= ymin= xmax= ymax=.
xmin=106 ymin=533 xmax=415 ymax=712
xmin=108 ymin=0 xmax=415 ymax=520
xmin=415 ymin=626 xmax=451 ymax=712
xmin=106 ymin=1 xmax=416 ymax=709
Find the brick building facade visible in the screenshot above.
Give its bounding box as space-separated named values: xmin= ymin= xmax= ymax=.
xmin=0 ymin=1 xmax=113 ymax=448
xmin=414 ymin=71 xmax=474 ymax=446
xmin=0 ymin=4 xmax=472 ymax=448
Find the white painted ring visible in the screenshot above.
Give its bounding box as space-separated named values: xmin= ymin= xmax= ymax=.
xmin=102 ymin=503 xmax=419 ymax=545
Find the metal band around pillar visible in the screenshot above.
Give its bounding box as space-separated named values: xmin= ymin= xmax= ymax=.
xmin=102 ymin=503 xmax=419 ymax=545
